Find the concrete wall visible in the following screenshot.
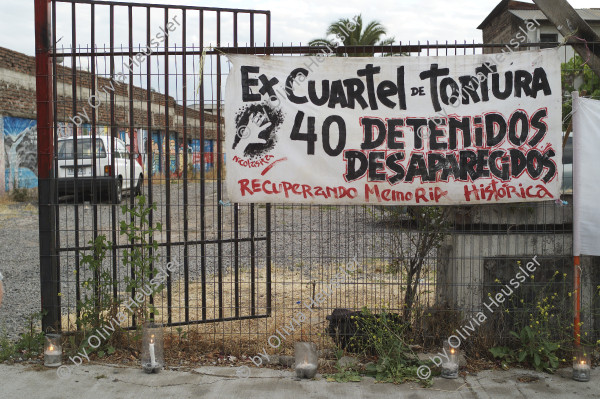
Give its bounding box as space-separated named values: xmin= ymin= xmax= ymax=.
xmin=437 ymin=231 xmax=572 ymax=311
xmin=436 ymin=200 xmax=599 ymax=341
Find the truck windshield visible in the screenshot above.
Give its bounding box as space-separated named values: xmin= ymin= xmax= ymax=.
xmin=57 ymin=138 xmax=106 ymax=159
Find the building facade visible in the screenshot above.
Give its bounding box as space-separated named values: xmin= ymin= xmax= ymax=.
xmin=0 ymin=46 xmax=222 ymax=193
xmin=478 ymin=0 xmax=600 ymax=62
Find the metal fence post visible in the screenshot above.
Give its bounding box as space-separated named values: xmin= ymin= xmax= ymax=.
xmin=35 ymin=0 xmax=60 ymax=332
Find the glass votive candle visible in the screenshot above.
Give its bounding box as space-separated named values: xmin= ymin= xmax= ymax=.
xmin=573 ymin=347 xmax=591 ymax=382
xmin=441 ymin=341 xmax=459 ymax=379
xmin=141 ymin=322 xmax=164 ymax=374
xmin=44 ymin=333 xmax=62 ymax=367
xmin=294 ymin=342 xmax=318 ymax=379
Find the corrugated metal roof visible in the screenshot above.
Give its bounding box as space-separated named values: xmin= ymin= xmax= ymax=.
xmin=509 ymin=9 xmax=600 ymax=22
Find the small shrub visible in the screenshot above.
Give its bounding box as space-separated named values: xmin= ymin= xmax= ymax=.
xmin=120 ymin=195 xmax=163 ymax=322
xmin=325 ymin=348 xmax=362 ymax=382
xmin=10 ymin=187 xmax=29 ymax=202
xmin=0 ymin=312 xmax=45 ymax=362
xmin=74 ymin=234 xmax=118 ymax=355
xmin=490 ymin=325 xmax=560 ymax=372
xmin=489 ymin=268 xmax=568 ymax=372
xmin=326 ymin=308 xmax=408 ymax=354
xmin=71 ymin=195 xmax=163 ymax=357
xmin=326 ymin=367 xmax=362 ymax=383
xmin=352 ymin=308 xmax=431 ymax=385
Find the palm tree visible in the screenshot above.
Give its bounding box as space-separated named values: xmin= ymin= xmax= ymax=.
xmin=308 ymin=15 xmax=395 ymax=57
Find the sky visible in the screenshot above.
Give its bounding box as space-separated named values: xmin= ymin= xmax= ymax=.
xmin=3 ymin=0 xmax=598 ymax=106
xmin=3 ymin=0 xmax=600 ymax=56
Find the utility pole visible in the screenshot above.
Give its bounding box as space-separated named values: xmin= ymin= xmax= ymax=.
xmin=533 ymin=0 xmax=600 ymax=77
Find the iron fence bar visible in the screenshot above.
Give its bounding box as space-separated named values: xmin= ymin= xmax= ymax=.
xmin=51 ymin=0 xmax=59 ymax=256
xmin=88 ymin=2 xmax=99 ymax=329
xmin=70 ymin=2 xmax=84 ymax=319
xmin=248 ymin=17 xmax=257 ymax=316
xmin=199 ymin=9 xmax=207 ymax=321
xmin=216 ymin=9 xmax=223 ymax=320
xmin=233 ymin=10 xmax=240 ymax=319
xmin=158 ymin=314 xmax=270 ymax=328
xmin=249 ymin=9 xmax=256 ymax=318
xmin=146 ymin=5 xmax=156 ymax=321
xmin=56 ymin=42 xmax=600 ymax=58
xmin=265 ymin=10 xmax=272 ymax=317
xmin=164 ymin=8 xmax=173 ymax=326
xmin=128 ymin=5 xmax=136 ymax=328
xmin=53 ymin=0 xmax=270 ymax=14
xmin=250 ymin=12 xmax=254 ymax=46
xmin=90 ymin=3 xmax=98 ymax=247
xmin=57 ymin=236 xmax=269 ymax=253
xmin=250 ymin=205 xmax=256 ymax=316
xmin=59 ymin=314 xmax=271 ymax=336
xmin=109 ymin=4 xmax=118 ymax=302
xmin=51 ymin=0 xmax=62 ymax=328
xmin=182 ymin=9 xmax=190 ymax=323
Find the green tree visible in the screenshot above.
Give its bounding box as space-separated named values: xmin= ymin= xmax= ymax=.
xmin=390 ymin=207 xmax=449 ymax=321
xmin=309 ymin=14 xmax=394 ymax=57
xmin=561 ymin=55 xmax=600 ymax=130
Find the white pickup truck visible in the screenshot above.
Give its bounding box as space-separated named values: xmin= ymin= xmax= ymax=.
xmin=56 ymin=135 xmax=144 ymax=203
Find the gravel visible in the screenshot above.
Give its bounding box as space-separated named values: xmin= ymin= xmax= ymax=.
xmin=0 ymin=202 xmax=41 ymax=340
xmin=0 ymin=181 xmax=411 ymax=340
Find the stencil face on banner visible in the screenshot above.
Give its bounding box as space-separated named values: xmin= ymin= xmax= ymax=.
xmin=225 ymin=50 xmax=562 ymax=205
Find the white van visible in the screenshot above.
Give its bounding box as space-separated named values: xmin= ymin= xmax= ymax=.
xmin=56 ymin=135 xmax=144 ymax=202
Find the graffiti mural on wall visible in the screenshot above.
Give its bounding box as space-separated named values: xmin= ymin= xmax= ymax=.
xmin=57 ymin=122 xmax=103 ymax=138
xmin=189 ymin=139 xmax=215 ymax=171
xmin=170 ymin=137 xmax=178 ymax=176
xmin=57 ymin=122 xmax=72 ymax=138
xmin=119 ymin=128 xmax=146 ymax=171
xmin=3 ymin=117 xmax=38 ymax=191
xmin=151 ymin=131 xmax=163 ymax=175
xmin=148 ymin=135 xmax=217 ymax=176
xmin=204 ymin=140 xmax=215 ymax=169
xmin=0 ymin=118 xmax=219 ymax=190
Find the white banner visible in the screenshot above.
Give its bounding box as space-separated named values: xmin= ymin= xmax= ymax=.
xmin=573 ymin=94 xmax=600 ymax=256
xmin=225 ymin=50 xmax=562 ymax=205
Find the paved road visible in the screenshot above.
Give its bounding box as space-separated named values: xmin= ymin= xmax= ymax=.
xmin=0 ymin=363 xmax=597 ymax=399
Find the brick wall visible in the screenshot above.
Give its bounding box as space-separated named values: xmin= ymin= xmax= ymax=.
xmin=0 ymin=46 xmax=221 ymax=140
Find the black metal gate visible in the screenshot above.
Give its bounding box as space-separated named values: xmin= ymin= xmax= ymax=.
xmin=35 ymin=0 xmax=599 ymax=357
xmin=35 ymin=0 xmax=272 ymax=332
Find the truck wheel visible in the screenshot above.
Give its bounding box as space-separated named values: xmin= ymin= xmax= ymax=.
xmin=135 ymin=175 xmax=143 ymax=196
xmin=114 ymin=178 xmax=123 ymax=204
